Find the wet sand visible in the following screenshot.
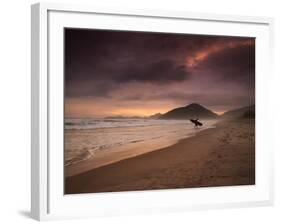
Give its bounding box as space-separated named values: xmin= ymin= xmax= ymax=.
xmin=65 ymin=120 xmax=217 ymax=177
xmin=65 ymin=119 xmax=255 ymax=194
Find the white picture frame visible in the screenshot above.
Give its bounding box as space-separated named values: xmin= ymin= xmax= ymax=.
xmin=31 ymin=2 xmax=274 ymax=221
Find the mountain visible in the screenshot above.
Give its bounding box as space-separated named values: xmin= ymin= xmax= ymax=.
xmin=159 ymin=103 xmax=218 ymax=120
xmin=148 ymin=113 xmax=162 ymax=119
xmin=222 ymin=105 xmax=255 ymax=119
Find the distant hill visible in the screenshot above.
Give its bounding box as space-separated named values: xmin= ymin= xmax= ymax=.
xmin=159 ymin=103 xmax=218 ymax=120
xmin=222 ymin=105 xmax=255 ymax=119
xmin=148 ymin=113 xmax=162 ymax=119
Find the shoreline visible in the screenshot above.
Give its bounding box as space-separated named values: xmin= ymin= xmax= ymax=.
xmin=65 ymin=121 xmax=217 ymax=177
xmin=65 ymin=119 xmax=255 ymax=194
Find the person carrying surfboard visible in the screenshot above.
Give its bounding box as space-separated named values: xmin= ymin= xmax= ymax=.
xmin=190 ymin=118 xmax=203 ymax=128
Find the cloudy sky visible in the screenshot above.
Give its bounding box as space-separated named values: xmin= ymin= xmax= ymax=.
xmin=64 ymin=28 xmax=255 ymax=118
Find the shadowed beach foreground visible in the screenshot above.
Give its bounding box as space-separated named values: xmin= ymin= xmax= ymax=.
xmin=65 ymin=119 xmax=255 ymax=194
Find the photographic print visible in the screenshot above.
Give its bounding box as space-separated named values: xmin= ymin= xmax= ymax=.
xmin=64 ymin=29 xmax=255 ymax=194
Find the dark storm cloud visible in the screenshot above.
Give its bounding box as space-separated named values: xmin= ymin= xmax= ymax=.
xmin=64 ymin=29 xmax=198 ymax=97
xmin=64 ymin=28 xmax=255 ymax=117
xmin=64 ymin=29 xmax=214 ymax=84
xmin=195 ymin=42 xmax=255 ymax=86
xmin=116 ymin=59 xmax=191 ymax=83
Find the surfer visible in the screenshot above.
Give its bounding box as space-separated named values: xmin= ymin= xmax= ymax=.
xmin=190 ymin=118 xmax=203 ymax=128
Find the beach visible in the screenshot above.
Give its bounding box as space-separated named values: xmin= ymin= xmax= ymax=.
xmin=64 ymin=118 xmax=216 ymax=177
xmin=65 ymin=118 xmax=255 ymax=194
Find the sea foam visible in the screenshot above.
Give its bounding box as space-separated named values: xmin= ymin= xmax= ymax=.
xmin=64 ymin=118 xmax=216 ymax=167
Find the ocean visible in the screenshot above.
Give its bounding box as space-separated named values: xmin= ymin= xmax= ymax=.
xmin=64 ymin=118 xmax=217 ymax=168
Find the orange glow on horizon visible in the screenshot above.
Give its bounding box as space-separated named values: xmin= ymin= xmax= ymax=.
xmin=64 ymin=98 xmax=173 ymax=118
xmin=214 ymin=110 xmax=226 ymax=116
xmin=107 ymin=108 xmax=167 ymax=117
